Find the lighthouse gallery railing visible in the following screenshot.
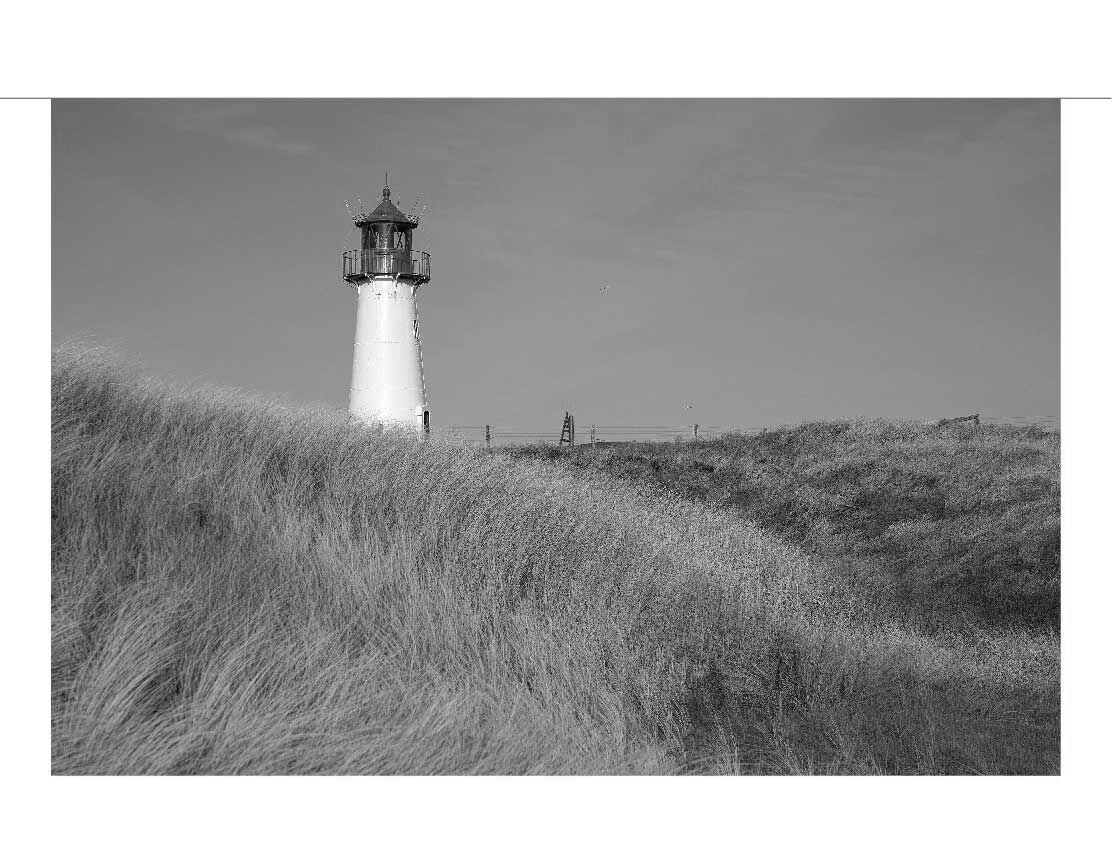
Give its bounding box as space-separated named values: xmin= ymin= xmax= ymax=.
xmin=343 ymin=249 xmax=431 ymax=282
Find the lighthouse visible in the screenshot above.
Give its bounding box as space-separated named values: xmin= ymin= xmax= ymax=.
xmin=342 ymin=182 xmax=431 ymax=433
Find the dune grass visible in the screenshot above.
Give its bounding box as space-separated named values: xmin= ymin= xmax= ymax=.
xmin=511 ymin=421 xmax=1060 ymax=632
xmin=51 ymin=346 xmax=1059 ymax=774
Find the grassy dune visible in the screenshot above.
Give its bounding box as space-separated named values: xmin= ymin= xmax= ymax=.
xmin=51 ymin=347 xmax=1059 ymax=774
xmin=512 ymin=422 xmax=1060 ymax=631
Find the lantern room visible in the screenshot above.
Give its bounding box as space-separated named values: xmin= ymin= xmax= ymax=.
xmin=357 ymin=185 xmax=417 ymax=250
xmin=342 ymin=183 xmax=431 ymax=284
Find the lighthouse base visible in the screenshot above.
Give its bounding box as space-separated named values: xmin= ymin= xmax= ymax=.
xmin=348 ymin=275 xmax=428 ymax=432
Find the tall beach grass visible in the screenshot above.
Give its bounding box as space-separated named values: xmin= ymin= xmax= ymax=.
xmin=51 ymin=346 xmax=1059 ymax=774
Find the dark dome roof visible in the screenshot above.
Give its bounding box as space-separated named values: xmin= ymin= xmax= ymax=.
xmin=353 ymin=186 xmax=418 ymax=227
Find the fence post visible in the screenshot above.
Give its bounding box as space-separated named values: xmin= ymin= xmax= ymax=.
xmin=591 ymin=424 xmax=596 ymax=449
xmin=485 ymin=424 xmax=491 ymax=448
xmin=692 ymin=423 xmax=699 ymax=441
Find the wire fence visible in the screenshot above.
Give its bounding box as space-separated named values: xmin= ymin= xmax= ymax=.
xmin=442 ymin=425 xmax=734 ymax=446
xmin=979 ymin=415 xmax=1061 ymax=429
xmin=439 ymin=415 xmax=1058 ymax=447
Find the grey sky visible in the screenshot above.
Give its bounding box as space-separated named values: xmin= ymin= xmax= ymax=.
xmin=52 ymin=100 xmax=1059 ymax=431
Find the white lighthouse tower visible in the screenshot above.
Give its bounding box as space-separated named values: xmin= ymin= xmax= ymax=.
xmin=342 ymin=181 xmax=431 ymax=433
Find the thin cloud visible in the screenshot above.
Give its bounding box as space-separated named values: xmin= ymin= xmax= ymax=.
xmin=162 ymin=104 xmax=314 ymax=156
xmin=225 ymin=125 xmax=312 ymax=156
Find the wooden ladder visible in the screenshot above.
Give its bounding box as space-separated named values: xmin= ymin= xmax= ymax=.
xmin=558 ymin=411 xmax=575 ymax=446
